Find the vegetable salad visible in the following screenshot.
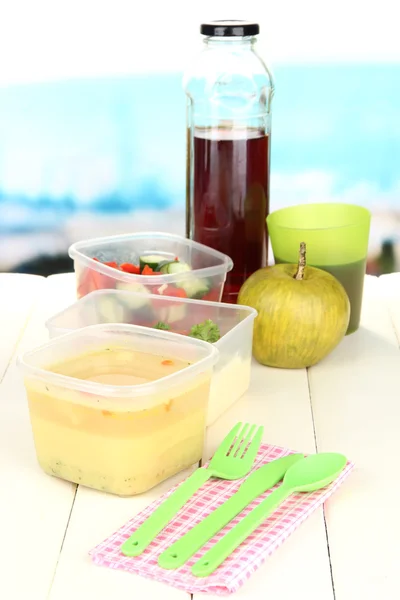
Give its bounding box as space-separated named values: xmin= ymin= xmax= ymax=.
xmin=77 ymin=252 xmax=221 ymax=303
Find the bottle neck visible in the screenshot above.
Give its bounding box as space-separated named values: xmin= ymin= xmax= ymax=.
xmin=204 ymin=36 xmax=256 ymax=49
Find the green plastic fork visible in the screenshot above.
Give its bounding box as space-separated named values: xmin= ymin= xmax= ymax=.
xmin=121 ymin=422 xmax=264 ymax=557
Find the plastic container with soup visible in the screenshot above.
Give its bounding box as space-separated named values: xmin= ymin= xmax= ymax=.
xmin=18 ymin=324 xmax=219 ymax=496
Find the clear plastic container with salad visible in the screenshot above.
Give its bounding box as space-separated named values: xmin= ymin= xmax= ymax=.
xmin=45 ymin=290 xmax=257 ymax=425
xmin=68 ymin=231 xmax=233 ymax=303
xmin=18 ymin=323 xmax=219 ymax=496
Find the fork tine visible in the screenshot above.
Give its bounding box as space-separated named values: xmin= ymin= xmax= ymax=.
xmin=235 ymin=423 xmax=256 ymax=457
xmin=239 ymin=425 xmax=264 ymax=460
xmin=215 ymin=422 xmax=243 ymax=457
xmin=229 ymin=423 xmax=250 ymax=456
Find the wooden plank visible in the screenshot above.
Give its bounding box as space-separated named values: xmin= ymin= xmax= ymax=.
xmin=48 ymin=472 xmax=193 ymax=600
xmin=0 ymin=274 xmax=44 ymax=382
xmin=197 ymin=363 xmax=334 ymax=599
xmin=0 ymin=276 xmax=76 ymax=600
xmin=44 ymin=272 xmax=77 ymax=316
xmin=309 ymin=274 xmax=400 ymax=599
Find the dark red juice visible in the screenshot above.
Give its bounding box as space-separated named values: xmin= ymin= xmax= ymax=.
xmin=190 ymin=128 xmax=270 ymax=303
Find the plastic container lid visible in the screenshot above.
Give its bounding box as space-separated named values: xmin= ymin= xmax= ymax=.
xmin=18 ymin=323 xmax=219 ymax=401
xmin=68 ymin=231 xmax=233 ymax=286
xmin=45 ymin=288 xmax=257 ymax=341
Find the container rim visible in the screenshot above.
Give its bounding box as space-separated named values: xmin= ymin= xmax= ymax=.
xmin=45 ymin=288 xmax=258 ymax=333
xmin=18 ymin=323 xmax=219 ymax=399
xmin=267 ymin=203 xmax=371 ymax=232
xmin=68 ymin=231 xmax=234 ymax=283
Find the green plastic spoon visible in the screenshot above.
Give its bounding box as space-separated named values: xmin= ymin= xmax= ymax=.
xmin=191 ymin=452 xmax=347 ymax=577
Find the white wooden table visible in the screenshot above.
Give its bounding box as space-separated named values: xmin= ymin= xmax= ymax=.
xmin=1 ymin=272 xmax=400 ymax=600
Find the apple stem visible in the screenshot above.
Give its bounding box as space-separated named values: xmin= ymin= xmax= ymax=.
xmin=294 ymin=242 xmax=307 ymax=280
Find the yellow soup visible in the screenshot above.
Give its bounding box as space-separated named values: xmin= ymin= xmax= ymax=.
xmin=24 ymin=346 xmax=211 ymax=496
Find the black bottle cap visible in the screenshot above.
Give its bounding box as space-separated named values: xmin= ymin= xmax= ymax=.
xmin=200 ymin=20 xmax=260 ymax=37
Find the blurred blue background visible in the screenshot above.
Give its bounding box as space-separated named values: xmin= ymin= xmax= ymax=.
xmin=0 ymin=1 xmax=399 ymax=274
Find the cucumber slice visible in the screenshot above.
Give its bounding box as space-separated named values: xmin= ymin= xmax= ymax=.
xmin=115 ymin=282 xmax=151 ymax=309
xmin=159 ymin=261 xmax=191 ymax=275
xmin=159 ymin=303 xmax=187 ymax=324
xmin=155 ymin=259 xmax=174 ymax=272
xmin=139 ymin=254 xmax=170 ymax=271
xmin=177 ymin=277 xmax=210 ymax=299
xmin=97 ymin=296 xmax=126 ymax=323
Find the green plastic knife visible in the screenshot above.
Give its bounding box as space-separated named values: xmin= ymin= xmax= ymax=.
xmin=158 ymin=452 xmax=304 ymax=569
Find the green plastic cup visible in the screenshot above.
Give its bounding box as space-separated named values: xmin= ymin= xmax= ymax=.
xmin=267 ymin=203 xmax=371 ymax=334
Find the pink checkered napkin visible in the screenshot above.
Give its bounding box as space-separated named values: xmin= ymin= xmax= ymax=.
xmin=89 ymin=443 xmax=353 ymax=595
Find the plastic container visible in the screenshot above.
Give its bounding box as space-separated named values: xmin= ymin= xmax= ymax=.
xmin=45 ymin=290 xmax=257 ymax=425
xmin=68 ymin=231 xmax=233 ymax=303
xmin=18 ymin=323 xmax=219 ymax=496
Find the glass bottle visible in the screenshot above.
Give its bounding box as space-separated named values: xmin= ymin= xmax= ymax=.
xmin=184 ymin=20 xmax=274 ymax=303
